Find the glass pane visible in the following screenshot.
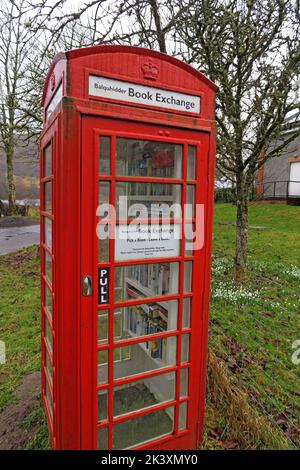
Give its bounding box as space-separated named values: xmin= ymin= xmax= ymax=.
xmin=98 ymin=390 xmax=108 ymax=422
xmin=115 ymin=262 xmax=179 ymax=302
xmin=115 ymin=300 xmax=178 ymax=340
xmin=98 ymin=350 xmax=109 ymax=384
xmin=116 ymin=138 xmax=182 ymax=178
xmin=180 ymin=368 xmax=189 ymax=397
xmin=98 ymin=181 xmax=110 ymax=262
xmin=185 ymin=223 xmax=195 ymax=256
xmin=44 ymin=218 xmax=52 ymax=249
xmin=184 ymin=261 xmax=192 ymax=292
xmin=113 ymin=406 xmax=174 ymax=449
xmin=116 ymin=182 xmax=181 ymax=220
xmin=45 ymin=351 xmax=53 ymax=384
xmin=186 ymin=185 xmax=195 ymax=218
xmin=114 ymin=337 xmax=177 ymax=380
xmin=45 ymin=380 xmax=53 ymax=419
xmin=98 ymin=309 xmax=109 ymax=344
xmin=45 ymin=284 xmax=53 ymax=318
xmin=99 ymin=181 xmax=110 ymax=204
xmin=44 ymin=143 xmax=52 ymax=177
xmin=179 ymin=402 xmax=187 ymax=430
xmin=44 ymin=182 xmax=52 ymax=213
xmin=113 ymin=372 xmax=175 ymax=418
xmin=45 ymin=250 xmax=52 ymax=284
xmin=183 ymin=298 xmax=191 ymax=329
xmin=187 ymin=146 xmax=196 ymax=180
xmin=98 ymin=427 xmax=108 ymax=450
xmin=98 ymin=310 xmax=122 ymax=344
xmin=115 ymin=344 xmax=131 ymax=362
xmin=181 ymin=334 xmax=190 ymax=363
xmin=114 ymin=310 xmax=122 ymax=339
xmin=99 ymin=136 xmax=111 ymax=175
xmin=98 ymin=235 xmax=109 ymax=263
xmin=45 ymin=318 xmax=52 ymax=353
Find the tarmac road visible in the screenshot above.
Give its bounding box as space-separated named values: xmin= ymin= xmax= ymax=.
xmin=0 ymin=224 xmax=40 ymax=255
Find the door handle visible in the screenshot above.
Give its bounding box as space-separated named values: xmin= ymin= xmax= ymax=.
xmin=82 ymin=275 xmax=93 ymax=296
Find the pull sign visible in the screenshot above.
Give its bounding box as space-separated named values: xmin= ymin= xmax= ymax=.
xmin=98 ymin=267 xmax=109 ymax=304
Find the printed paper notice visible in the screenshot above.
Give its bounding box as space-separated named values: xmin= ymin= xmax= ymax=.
xmin=115 ymin=224 xmax=181 ymax=261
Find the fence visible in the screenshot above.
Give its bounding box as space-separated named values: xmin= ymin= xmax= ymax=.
xmin=258 ymin=180 xmax=300 ymax=200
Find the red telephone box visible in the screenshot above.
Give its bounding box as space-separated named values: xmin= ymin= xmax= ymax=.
xmin=40 ymin=45 xmax=217 ymax=450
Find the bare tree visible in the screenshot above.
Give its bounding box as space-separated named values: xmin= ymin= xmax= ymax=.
xmin=20 ymin=19 xmax=106 ymax=139
xmin=0 ymin=0 xmax=122 ymax=209
xmin=27 ymin=0 xmax=126 ymax=50
xmin=0 ymin=0 xmax=38 ymax=213
xmin=18 ymin=0 xmax=186 ymax=138
xmin=26 ymin=0 xmax=192 ymax=53
xmin=115 ymin=0 xmax=300 ymax=278
xmin=174 ymin=0 xmax=300 ymax=279
xmin=16 ymin=0 xmax=129 ymax=139
xmin=4 ymin=0 xmax=299 ymax=282
xmin=112 ymin=0 xmax=194 ymax=53
xmin=0 ymin=0 xmax=59 ymax=211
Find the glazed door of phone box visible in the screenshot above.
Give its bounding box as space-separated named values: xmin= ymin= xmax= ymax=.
xmin=81 ymin=116 xmax=209 ymax=450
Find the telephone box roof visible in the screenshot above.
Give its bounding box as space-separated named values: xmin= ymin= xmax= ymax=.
xmin=42 ymin=44 xmax=218 ymax=106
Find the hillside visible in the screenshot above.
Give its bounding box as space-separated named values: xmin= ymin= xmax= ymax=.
xmin=0 ymin=137 xmax=39 ymax=199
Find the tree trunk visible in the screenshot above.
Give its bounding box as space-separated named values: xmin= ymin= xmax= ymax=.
xmin=149 ymin=0 xmax=167 ymax=53
xmin=234 ymin=173 xmax=249 ymax=280
xmin=6 ymin=143 xmax=17 ymax=215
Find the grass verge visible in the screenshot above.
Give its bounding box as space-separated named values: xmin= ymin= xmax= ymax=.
xmin=204 ymin=203 xmax=300 ymax=449
xmin=0 ymin=246 xmax=40 ymax=412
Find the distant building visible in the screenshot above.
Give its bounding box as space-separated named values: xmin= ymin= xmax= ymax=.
xmin=257 ymin=112 xmax=300 ymax=202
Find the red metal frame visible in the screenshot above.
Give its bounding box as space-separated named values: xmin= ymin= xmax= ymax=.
xmin=40 ymin=120 xmax=57 ymax=448
xmin=81 ymin=117 xmax=210 ymax=450
xmin=40 ymin=45 xmax=217 ymax=450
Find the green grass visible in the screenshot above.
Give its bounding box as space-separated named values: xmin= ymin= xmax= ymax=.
xmin=27 ymin=206 xmax=40 ymax=221
xmin=0 ymin=246 xmax=40 ymax=412
xmin=207 ymin=203 xmax=300 ymax=448
xmin=22 ymin=402 xmax=50 ymax=450
xmin=213 ymin=202 xmax=300 ymax=263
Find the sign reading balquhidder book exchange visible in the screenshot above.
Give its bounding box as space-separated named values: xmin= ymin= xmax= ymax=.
xmin=89 ymin=75 xmax=201 ymax=114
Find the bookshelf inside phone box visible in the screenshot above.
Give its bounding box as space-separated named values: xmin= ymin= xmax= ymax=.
xmin=40 ymin=44 xmax=217 ymax=450
xmin=98 ymin=261 xmax=184 ymax=427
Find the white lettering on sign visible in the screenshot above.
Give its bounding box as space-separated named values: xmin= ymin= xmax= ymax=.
xmin=98 ymin=267 xmax=109 ymax=304
xmin=115 ymin=223 xmax=181 ymax=261
xmin=88 ymin=75 xmax=200 ymax=114
xmin=46 ymin=81 xmax=63 ymax=121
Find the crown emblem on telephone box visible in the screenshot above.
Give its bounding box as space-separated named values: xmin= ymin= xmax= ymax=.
xmin=141 ymin=61 xmax=159 ymax=81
